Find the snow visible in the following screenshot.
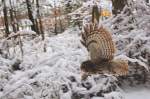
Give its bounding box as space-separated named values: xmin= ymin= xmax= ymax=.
xmin=104 ymin=92 xmax=124 ymax=99
xmin=91 ymin=88 xmax=150 ymax=99
xmin=0 ymin=28 xmax=122 ymax=99
xmin=0 ymin=0 xmax=150 ymax=99
xmin=19 ymin=19 xmax=33 ymax=26
xmin=6 ymin=30 xmax=36 ymax=39
xmin=92 ymin=97 xmax=103 ymax=99
xmin=0 ymin=28 xmax=87 ymax=99
xmin=0 ymin=26 xmax=149 ymax=98
xmin=124 ymin=87 xmax=150 ymax=99
xmin=115 ymin=55 xmax=149 ymax=71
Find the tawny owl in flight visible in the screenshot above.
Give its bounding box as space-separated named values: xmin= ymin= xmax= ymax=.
xmin=80 ymin=24 xmax=128 ymax=80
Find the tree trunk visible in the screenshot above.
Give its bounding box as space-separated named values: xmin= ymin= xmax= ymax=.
xmin=9 ymin=0 xmax=17 ymax=33
xmin=36 ymin=0 xmax=46 ymax=52
xmin=2 ymin=0 xmax=10 ymax=37
xmin=92 ymin=5 xmax=99 ymax=24
xmin=14 ymin=11 xmax=19 ymax=31
xmin=36 ymin=0 xmax=44 ymax=37
xmin=59 ymin=16 xmax=63 ymax=32
xmin=54 ymin=0 xmax=58 ymax=34
xmin=26 ymin=0 xmax=39 ymax=34
xmin=145 ymin=0 xmax=149 ymax=3
xmin=111 ymin=0 xmax=127 ymax=15
xmin=35 ymin=19 xmax=40 ymax=34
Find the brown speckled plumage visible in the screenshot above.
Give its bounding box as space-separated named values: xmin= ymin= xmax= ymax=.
xmin=80 ymin=24 xmax=128 ymax=80
xmin=81 ymin=24 xmax=115 ymax=64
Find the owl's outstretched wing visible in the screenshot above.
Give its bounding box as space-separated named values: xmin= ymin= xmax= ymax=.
xmin=80 ymin=24 xmax=128 ymax=80
xmin=81 ymin=24 xmax=115 ymax=64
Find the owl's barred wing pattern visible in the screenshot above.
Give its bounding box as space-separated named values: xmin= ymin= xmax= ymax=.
xmin=80 ymin=24 xmax=128 ymax=79
xmin=81 ymin=24 xmax=115 ymax=64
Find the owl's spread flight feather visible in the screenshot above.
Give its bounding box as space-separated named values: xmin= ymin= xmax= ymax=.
xmin=80 ymin=24 xmax=128 ymax=79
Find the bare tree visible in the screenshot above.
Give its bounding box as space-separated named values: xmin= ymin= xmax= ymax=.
xmin=36 ymin=0 xmax=44 ymax=35
xmin=145 ymin=0 xmax=149 ymax=3
xmin=13 ymin=11 xmax=19 ymax=31
xmin=9 ymin=0 xmax=17 ymax=33
xmin=111 ymin=0 xmax=127 ymax=15
xmin=2 ymin=0 xmax=10 ymax=37
xmin=54 ymin=0 xmax=58 ymax=35
xmin=36 ymin=0 xmax=46 ymax=52
xmin=58 ymin=7 xmax=64 ymax=33
xmin=92 ymin=5 xmax=100 ymax=24
xmin=26 ymin=0 xmax=39 ymax=34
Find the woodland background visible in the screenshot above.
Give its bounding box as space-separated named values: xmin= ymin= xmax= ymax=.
xmin=0 ymin=0 xmax=150 ymax=99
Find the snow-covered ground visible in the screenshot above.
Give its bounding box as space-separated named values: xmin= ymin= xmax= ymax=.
xmin=0 ymin=27 xmax=149 ymax=99
xmin=0 ymin=28 xmax=87 ymax=99
xmin=92 ymin=88 xmax=150 ymax=99
xmin=125 ymin=87 xmax=150 ymax=99
xmin=0 ymin=0 xmax=150 ymax=98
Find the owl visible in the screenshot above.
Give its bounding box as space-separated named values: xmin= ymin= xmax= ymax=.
xmin=80 ymin=24 xmax=128 ymax=80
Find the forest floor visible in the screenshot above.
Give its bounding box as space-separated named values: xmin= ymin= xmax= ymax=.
xmin=91 ymin=87 xmax=150 ymax=99
xmin=124 ymin=87 xmax=150 ymax=99
xmin=0 ymin=28 xmax=149 ymax=99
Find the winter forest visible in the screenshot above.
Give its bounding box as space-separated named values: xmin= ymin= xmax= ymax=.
xmin=0 ymin=0 xmax=150 ymax=99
